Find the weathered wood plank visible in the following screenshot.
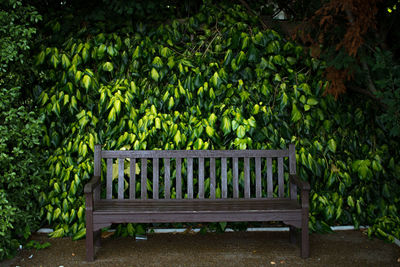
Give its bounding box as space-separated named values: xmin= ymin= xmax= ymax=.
xmin=221 ymin=157 xmax=227 ymax=198
xmin=289 ymin=144 xmax=296 ymax=175
xmin=267 ymin=157 xmax=273 ymax=198
xmin=187 ymin=158 xmax=193 ymax=199
xmin=106 ymin=158 xmax=113 ymax=199
xmin=118 ymin=158 xmax=124 ymax=200
xmin=244 ymin=157 xmax=250 ymax=198
xmin=233 ymin=157 xmax=239 ymax=198
xmin=278 ymin=157 xmax=284 ymax=198
xmin=141 ymin=158 xmax=147 ymax=199
xmin=129 ymin=158 xmax=136 ymax=199
xmin=94 ymin=145 xmax=101 ymax=201
xmin=153 ymin=158 xmax=159 ymax=199
xmin=94 ymin=145 xmax=101 ymax=176
xmin=164 ymin=158 xmax=170 ymax=199
xmin=210 ymin=158 xmax=216 ymax=199
xmin=255 ymin=157 xmax=261 ymax=198
xmin=289 ymin=144 xmax=297 ymax=200
xmin=198 ymin=158 xmax=204 ymax=199
xmin=102 ymin=149 xmax=289 ymax=159
xmin=176 ymin=158 xmax=182 ymax=199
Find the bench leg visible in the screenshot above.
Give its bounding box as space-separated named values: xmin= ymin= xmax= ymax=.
xmin=86 ymin=227 xmax=94 ymax=261
xmin=86 ymin=206 xmax=95 ymax=262
xmin=289 ymin=226 xmax=297 ymax=244
xmin=301 ymin=210 xmax=309 ymax=258
xmin=94 ymin=230 xmax=101 ymax=247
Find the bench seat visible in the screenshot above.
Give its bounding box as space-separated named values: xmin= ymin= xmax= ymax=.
xmin=92 ymin=199 xmax=301 ymax=227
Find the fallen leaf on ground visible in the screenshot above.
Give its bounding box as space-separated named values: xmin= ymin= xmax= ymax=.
xmin=72 ymin=253 xmax=75 ymax=256
xmin=101 ymin=231 xmax=114 ymax=238
xmin=270 ymin=261 xmax=276 ymax=265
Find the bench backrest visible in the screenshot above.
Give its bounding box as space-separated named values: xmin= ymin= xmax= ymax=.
xmin=94 ymin=144 xmax=296 ymax=200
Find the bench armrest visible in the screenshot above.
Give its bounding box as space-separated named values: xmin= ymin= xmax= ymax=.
xmin=289 ymin=174 xmax=310 ymax=191
xmin=84 ymin=175 xmax=101 ymax=194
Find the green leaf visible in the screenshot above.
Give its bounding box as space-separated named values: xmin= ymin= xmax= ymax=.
xmin=61 ymin=54 xmax=70 ymax=69
xmin=53 ymin=208 xmax=61 ymax=220
xmin=127 ymin=223 xmax=135 ymax=237
xmin=307 ymin=98 xmax=319 ymax=106
xmin=77 ymin=206 xmax=84 ymax=221
xmin=49 ymin=228 xmax=64 ymax=238
xmin=237 ymin=125 xmax=245 ymax=138
xmin=72 ymin=228 xmax=86 ymax=240
xmin=50 ymin=54 xmax=59 ymax=68
xmin=36 ymin=51 xmax=45 ymax=65
xmin=206 ymin=126 xmax=214 ymax=137
xmin=108 ymin=107 xmax=116 ymax=123
xmin=97 ymin=44 xmax=107 ymax=58
xmin=82 ymin=47 xmax=89 ymax=62
xmin=168 ymin=97 xmax=174 ymax=110
xmin=208 ymin=113 xmax=217 ymax=126
xmin=151 ymin=68 xmax=159 ymax=82
xmin=174 ymin=130 xmax=182 ymax=145
xmin=291 ymin=103 xmax=301 ymax=122
xmin=114 ymin=99 xmax=121 ymax=114
xmin=222 ymin=117 xmax=231 ymax=135
xmin=103 ymin=62 xmax=114 ymax=72
xmin=211 ymin=72 xmax=220 ymax=88
xmin=152 ymin=56 xmax=163 ymax=68
xmin=327 ymin=139 xmax=336 ymax=153
xmin=82 ymin=75 xmax=91 ymax=90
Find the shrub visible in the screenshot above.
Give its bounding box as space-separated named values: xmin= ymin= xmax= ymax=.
xmin=0 ymin=0 xmax=45 ymax=260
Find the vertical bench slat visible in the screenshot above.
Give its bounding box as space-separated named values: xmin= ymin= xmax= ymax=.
xmin=278 ymin=157 xmax=284 ymax=197
xmin=129 ymin=158 xmax=136 ymax=199
xmin=141 ymin=158 xmax=147 ymax=199
xmin=176 ymin=158 xmax=182 ymax=199
xmin=94 ymin=145 xmax=101 ymax=201
xmin=289 ymin=144 xmax=297 ymax=200
xmin=210 ymin=158 xmax=216 ymax=199
xmin=164 ymin=158 xmax=170 ymax=199
xmin=198 ymin=158 xmax=204 ymax=199
xmin=118 ymin=158 xmax=124 ymax=199
xmin=267 ymin=157 xmax=273 ymax=198
xmin=221 ymin=157 xmax=227 ymax=198
xmin=244 ymin=157 xmax=250 ymax=198
xmin=106 ymin=158 xmax=113 ymax=199
xmin=255 ymin=157 xmax=261 ymax=198
xmin=187 ymin=158 xmax=193 ymax=199
xmin=233 ymin=157 xmax=239 ymax=198
xmin=153 ymin=158 xmax=159 ymax=199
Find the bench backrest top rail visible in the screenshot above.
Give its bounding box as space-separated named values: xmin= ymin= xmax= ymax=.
xmin=100 ymin=149 xmax=290 ymax=159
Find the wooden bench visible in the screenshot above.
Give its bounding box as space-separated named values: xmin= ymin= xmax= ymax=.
xmin=84 ymin=144 xmax=310 ymax=261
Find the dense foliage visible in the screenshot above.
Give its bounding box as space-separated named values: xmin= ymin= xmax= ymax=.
xmin=0 ymin=0 xmax=46 ymax=260
xmin=33 ymin=2 xmax=400 ymax=241
xmin=295 ymin=0 xmax=400 ymax=137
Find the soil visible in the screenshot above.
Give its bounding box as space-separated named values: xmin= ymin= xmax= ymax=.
xmin=2 ymin=230 xmax=400 ymax=267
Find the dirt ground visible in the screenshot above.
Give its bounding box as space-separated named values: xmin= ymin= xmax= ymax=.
xmin=2 ymin=230 xmax=400 ymax=267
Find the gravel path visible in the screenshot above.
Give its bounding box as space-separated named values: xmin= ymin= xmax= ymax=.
xmin=3 ymin=230 xmax=400 ymax=266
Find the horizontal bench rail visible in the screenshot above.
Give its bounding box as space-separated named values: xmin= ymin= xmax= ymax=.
xmin=101 ymin=149 xmax=290 ymax=159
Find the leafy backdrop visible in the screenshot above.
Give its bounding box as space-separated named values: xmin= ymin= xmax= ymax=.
xmin=33 ymin=2 xmax=400 ymax=242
